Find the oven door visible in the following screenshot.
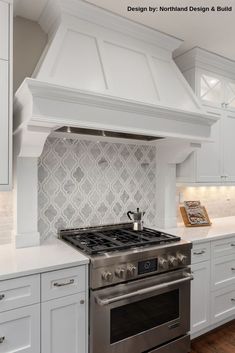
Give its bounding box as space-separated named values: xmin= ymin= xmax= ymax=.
xmin=90 ymin=269 xmax=192 ymax=353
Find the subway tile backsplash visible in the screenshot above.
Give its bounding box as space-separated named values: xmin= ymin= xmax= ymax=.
xmin=177 ymin=186 xmax=235 ymax=222
xmin=38 ymin=137 xmax=157 ymax=240
xmin=0 ymin=191 xmax=13 ymax=245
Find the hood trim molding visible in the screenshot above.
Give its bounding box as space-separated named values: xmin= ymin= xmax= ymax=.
xmin=14 ymin=78 xmax=217 ymax=158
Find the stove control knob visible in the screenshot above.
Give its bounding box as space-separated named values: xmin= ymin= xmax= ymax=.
xmin=158 ymin=257 xmax=168 ymax=270
xmin=102 ymin=271 xmax=113 ymax=282
xmin=168 ymin=255 xmax=178 ymax=267
xmin=115 ymin=267 xmax=125 ymax=278
xmin=127 ymin=265 xmax=137 ymax=277
xmin=177 ymin=253 xmax=187 ymax=265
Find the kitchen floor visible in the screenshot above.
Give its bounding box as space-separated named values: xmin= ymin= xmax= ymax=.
xmin=191 ymin=320 xmax=235 ymax=353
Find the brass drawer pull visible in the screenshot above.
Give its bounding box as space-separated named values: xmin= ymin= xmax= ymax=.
xmin=0 ymin=336 xmax=5 ymax=344
xmin=0 ymin=294 xmax=5 ymax=301
xmin=54 ymin=279 xmax=74 ymax=287
xmin=193 ymin=250 xmax=205 ymax=255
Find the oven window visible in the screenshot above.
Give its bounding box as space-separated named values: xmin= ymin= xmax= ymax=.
xmin=110 ymin=289 xmax=179 ymax=344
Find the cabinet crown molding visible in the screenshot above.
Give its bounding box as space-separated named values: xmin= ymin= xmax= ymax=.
xmin=175 ymin=47 xmax=235 ymax=79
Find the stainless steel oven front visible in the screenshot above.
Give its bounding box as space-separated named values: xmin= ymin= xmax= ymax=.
xmin=90 ymin=268 xmax=192 ymax=353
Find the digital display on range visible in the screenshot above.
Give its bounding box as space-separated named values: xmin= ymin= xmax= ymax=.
xmin=138 ymin=258 xmax=158 ymax=275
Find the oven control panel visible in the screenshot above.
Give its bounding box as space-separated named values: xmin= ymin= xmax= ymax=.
xmin=90 ymin=244 xmax=192 ymax=289
xmin=138 ymin=259 xmax=158 ymax=275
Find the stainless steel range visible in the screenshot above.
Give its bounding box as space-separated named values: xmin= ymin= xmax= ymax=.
xmin=59 ymin=222 xmax=192 ymax=353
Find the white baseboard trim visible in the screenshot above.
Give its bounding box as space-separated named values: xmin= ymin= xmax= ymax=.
xmin=191 ymin=314 xmax=235 ymax=339
xmin=15 ymin=232 xmax=41 ymax=248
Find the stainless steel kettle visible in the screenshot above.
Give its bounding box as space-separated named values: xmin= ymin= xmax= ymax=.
xmin=127 ymin=208 xmax=145 ymax=231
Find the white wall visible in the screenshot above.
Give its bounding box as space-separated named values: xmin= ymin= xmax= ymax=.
xmin=13 ymin=16 xmax=47 ymax=92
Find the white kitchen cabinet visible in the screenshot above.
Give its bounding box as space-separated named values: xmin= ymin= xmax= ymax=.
xmin=0 ymin=265 xmax=88 ymax=353
xmin=191 ymin=261 xmax=210 ymax=334
xmin=195 ymin=118 xmax=222 ymax=183
xmin=198 ymin=72 xmax=224 ymax=110
xmin=0 ymin=1 xmax=9 ymax=60
xmin=41 ymin=266 xmax=86 ymax=301
xmin=211 ymin=253 xmax=235 ymax=290
xmin=222 ymin=114 xmax=235 ymax=181
xmin=211 ymin=284 xmax=235 ymax=323
xmin=0 ymin=60 xmax=10 ymax=187
xmin=175 ymin=48 xmax=235 ymax=184
xmin=41 ymin=293 xmax=86 ymax=353
xmin=0 ymin=304 xmax=40 ymax=353
xmin=0 ymin=274 xmax=40 ymax=312
xmin=0 ymin=0 xmax=12 ymax=190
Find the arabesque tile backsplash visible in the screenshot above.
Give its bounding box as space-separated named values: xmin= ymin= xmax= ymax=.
xmin=38 ymin=137 xmax=157 ymax=240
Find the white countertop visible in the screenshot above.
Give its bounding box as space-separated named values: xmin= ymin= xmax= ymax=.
xmin=1 ymin=216 xmax=235 ymax=281
xmin=0 ymin=238 xmax=89 ymax=281
xmin=163 ymin=216 xmax=235 ymax=244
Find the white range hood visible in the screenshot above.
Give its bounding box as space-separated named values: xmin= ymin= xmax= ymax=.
xmin=14 ymin=0 xmax=217 ymax=152
xmin=13 ymin=0 xmax=218 ymax=248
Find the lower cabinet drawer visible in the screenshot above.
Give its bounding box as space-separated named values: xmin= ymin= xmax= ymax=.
xmin=191 ymin=242 xmax=210 ymax=264
xmin=0 ymin=304 xmax=40 ymax=353
xmin=211 ymin=285 xmax=235 ymax=323
xmin=0 ymin=275 xmax=40 ymax=313
xmin=148 ymin=335 xmax=190 ymax=353
xmin=212 ymin=236 xmax=235 ymax=258
xmin=211 ymin=254 xmax=235 ymax=290
xmin=41 ymin=266 xmax=86 ymax=302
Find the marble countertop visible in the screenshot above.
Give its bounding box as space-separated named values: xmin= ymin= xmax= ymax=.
xmin=162 ymin=216 xmax=235 ymax=244
xmin=0 ymin=237 xmax=89 ymax=281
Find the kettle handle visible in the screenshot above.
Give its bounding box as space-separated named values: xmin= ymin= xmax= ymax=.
xmin=127 ymin=211 xmax=134 ymax=220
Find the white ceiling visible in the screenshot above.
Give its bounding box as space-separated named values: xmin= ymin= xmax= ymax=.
xmin=14 ymin=0 xmax=235 ymax=60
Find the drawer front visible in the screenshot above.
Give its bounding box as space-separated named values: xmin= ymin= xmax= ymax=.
xmin=148 ymin=335 xmax=190 ymax=353
xmin=0 ymin=275 xmax=40 ymax=313
xmin=0 ymin=1 xmax=9 ymax=60
xmin=212 ymin=236 xmax=235 ymax=258
xmin=0 ymin=304 xmax=40 ymax=353
xmin=41 ymin=266 xmax=86 ymax=301
xmin=211 ymin=285 xmax=235 ymax=323
xmin=212 ymin=254 xmax=235 ymax=290
xmin=192 ymin=242 xmax=210 ymax=264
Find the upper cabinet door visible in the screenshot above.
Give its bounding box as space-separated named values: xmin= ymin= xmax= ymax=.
xmin=224 ymin=78 xmax=235 ymax=115
xmin=0 ymin=59 xmax=9 ymax=186
xmin=196 ymin=118 xmax=222 ymax=183
xmin=222 ymin=114 xmax=235 ymax=182
xmin=199 ymin=72 xmax=224 ymax=108
xmin=0 ymin=1 xmax=9 ymax=60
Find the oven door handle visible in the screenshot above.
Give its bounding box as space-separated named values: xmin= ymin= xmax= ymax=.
xmin=95 ymin=272 xmax=193 ymax=306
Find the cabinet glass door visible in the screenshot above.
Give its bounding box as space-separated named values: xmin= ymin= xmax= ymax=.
xmin=200 ymin=73 xmax=224 ymax=107
xmin=225 ymin=80 xmax=235 ymax=111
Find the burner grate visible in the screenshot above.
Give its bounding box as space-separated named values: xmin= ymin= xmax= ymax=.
xmin=60 ymin=224 xmax=181 ymax=255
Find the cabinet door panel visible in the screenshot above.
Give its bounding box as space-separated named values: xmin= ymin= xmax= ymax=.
xmin=0 ymin=60 xmax=9 ymax=186
xmin=41 ymin=293 xmax=86 ymax=353
xmin=0 ymin=2 xmax=9 ymax=60
xmin=0 ymin=304 xmax=40 ymax=353
xmin=196 ymin=118 xmax=222 ymax=182
xmin=191 ymin=261 xmax=210 ymax=334
xmin=212 ymin=254 xmax=235 ymax=290
xmin=223 ymin=115 xmax=235 ymax=181
xmin=224 ymin=79 xmax=235 ymax=115
xmin=211 ymin=285 xmax=235 ymax=323
xmin=199 ymin=73 xmax=224 ymax=108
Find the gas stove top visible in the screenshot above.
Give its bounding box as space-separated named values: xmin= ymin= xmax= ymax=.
xmin=59 ymin=223 xmax=181 ymax=255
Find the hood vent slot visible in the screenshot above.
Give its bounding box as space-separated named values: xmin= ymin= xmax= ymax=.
xmin=55 ymin=126 xmax=165 ymax=141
